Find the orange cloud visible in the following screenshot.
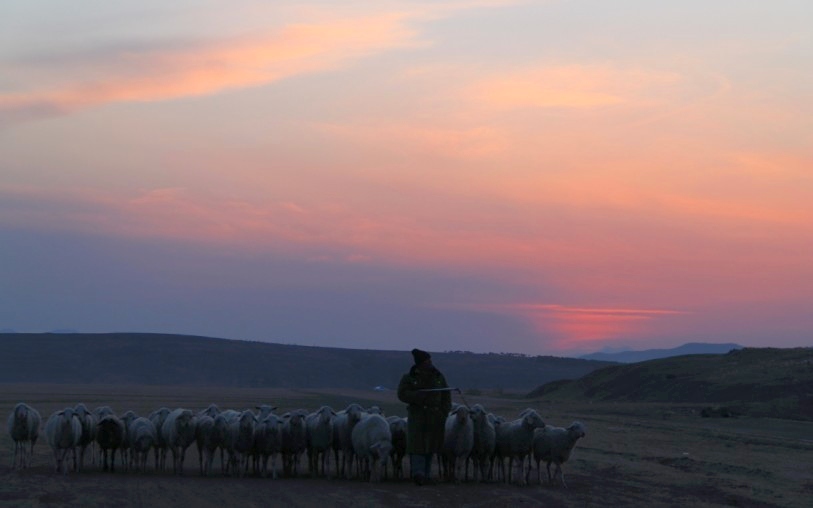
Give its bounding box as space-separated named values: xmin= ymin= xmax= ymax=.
xmin=469 ymin=64 xmax=682 ymax=110
xmin=0 ymin=13 xmax=419 ymax=121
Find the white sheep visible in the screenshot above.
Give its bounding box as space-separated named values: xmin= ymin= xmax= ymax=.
xmin=281 ymin=409 xmax=308 ymax=477
xmin=254 ymin=413 xmax=283 ymax=479
xmin=73 ymin=403 xmax=96 ymax=472
xmin=6 ymin=402 xmax=41 ymax=469
xmin=255 ymin=404 xmax=277 ymax=420
xmin=148 ymin=407 xmax=171 ymax=471
xmin=494 ymin=408 xmax=545 ymax=485
xmin=213 ymin=409 xmax=240 ymax=475
xmin=96 ymin=414 xmax=125 ymax=472
xmin=199 ymin=404 xmax=221 ymax=418
xmin=44 ymin=407 xmax=83 ymax=474
xmin=195 ymin=414 xmax=217 ymax=476
xmin=332 ymin=403 xmax=365 ymax=479
xmin=386 ymin=415 xmax=407 ymax=480
xmin=306 ymin=405 xmax=336 ymax=478
xmin=468 ymin=404 xmax=496 ymax=483
xmin=128 ymin=417 xmax=157 ymax=472
xmin=161 ymin=408 xmax=197 ymax=475
xmin=118 ymin=410 xmax=138 ymax=472
xmin=442 ymin=405 xmax=474 ymax=483
xmin=225 ymin=409 xmax=257 ymax=476
xmin=532 ymin=421 xmax=587 ymax=488
xmin=351 ymin=413 xmax=392 ymax=482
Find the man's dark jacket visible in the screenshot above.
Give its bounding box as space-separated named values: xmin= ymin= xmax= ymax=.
xmin=397 ymin=364 xmax=452 ymax=454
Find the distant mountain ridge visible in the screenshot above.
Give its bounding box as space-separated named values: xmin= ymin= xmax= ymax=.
xmin=0 ymin=333 xmax=614 ymax=391
xmin=579 ymin=342 xmax=743 ymax=363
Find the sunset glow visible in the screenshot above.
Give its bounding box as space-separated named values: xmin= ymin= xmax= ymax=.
xmin=2 ymin=1 xmax=811 ymax=355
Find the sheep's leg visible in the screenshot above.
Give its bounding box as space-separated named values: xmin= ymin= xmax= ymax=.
xmin=557 ymin=464 xmax=567 ymax=488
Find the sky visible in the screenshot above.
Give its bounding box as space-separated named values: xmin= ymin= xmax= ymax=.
xmin=1 ymin=0 xmax=811 ymax=356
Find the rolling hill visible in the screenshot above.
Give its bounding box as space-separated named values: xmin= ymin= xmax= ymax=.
xmin=0 ymin=333 xmax=614 ymax=391
xmin=528 ymin=347 xmax=813 ymax=420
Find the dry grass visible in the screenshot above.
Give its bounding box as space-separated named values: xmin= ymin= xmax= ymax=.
xmin=2 ymin=383 xmax=813 ymax=507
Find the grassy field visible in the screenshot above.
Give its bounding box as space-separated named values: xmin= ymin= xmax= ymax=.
xmin=2 ymin=383 xmax=813 ymax=507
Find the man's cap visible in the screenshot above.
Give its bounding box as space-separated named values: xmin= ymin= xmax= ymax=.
xmin=411 ymin=348 xmax=431 ymax=365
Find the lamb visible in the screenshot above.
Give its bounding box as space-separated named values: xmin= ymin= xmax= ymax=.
xmin=7 ymin=402 xmax=41 ymax=469
xmin=494 ymin=408 xmax=545 ymax=485
xmin=128 ymin=417 xmax=157 ymax=472
xmin=280 ymin=409 xmax=308 ymax=477
xmin=442 ymin=405 xmax=474 ymax=482
xmin=351 ymin=413 xmax=392 ymax=482
xmin=332 ymin=403 xmax=365 ymax=479
xmin=386 ymin=416 xmax=407 ymax=480
xmin=468 ymin=404 xmax=496 ymax=483
xmin=161 ymin=408 xmax=197 ymax=475
xmin=532 ymin=421 xmax=587 ymax=488
xmin=306 ymin=405 xmax=336 ymax=478
xmin=96 ymin=414 xmax=125 ymax=472
xmin=148 ymin=407 xmax=171 ymax=471
xmin=73 ymin=403 xmax=96 ymax=472
xmin=254 ymin=413 xmax=283 ymax=479
xmin=44 ymin=407 xmax=83 ymax=474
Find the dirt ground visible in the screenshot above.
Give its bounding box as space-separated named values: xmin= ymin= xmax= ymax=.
xmin=2 ymin=384 xmax=813 ymax=507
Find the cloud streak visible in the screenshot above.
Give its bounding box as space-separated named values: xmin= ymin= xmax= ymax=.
xmin=1 ymin=13 xmax=420 ymax=124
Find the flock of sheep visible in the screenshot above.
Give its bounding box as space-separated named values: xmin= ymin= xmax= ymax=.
xmin=6 ymin=400 xmax=586 ymax=487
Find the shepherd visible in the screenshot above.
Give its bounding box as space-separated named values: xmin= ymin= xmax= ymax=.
xmin=397 ymin=348 xmax=452 ymax=485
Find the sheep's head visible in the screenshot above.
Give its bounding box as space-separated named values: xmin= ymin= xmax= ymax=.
xmin=568 ymin=421 xmax=587 ymax=439
xmin=522 ymin=410 xmax=545 ymax=430
xmin=13 ymin=403 xmax=29 ymax=423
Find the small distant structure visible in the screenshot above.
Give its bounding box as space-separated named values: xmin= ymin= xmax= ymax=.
xmin=372 ymin=386 xmax=389 ymax=392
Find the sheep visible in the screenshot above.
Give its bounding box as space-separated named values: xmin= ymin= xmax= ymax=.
xmin=386 ymin=415 xmax=407 ymax=480
xmin=162 ymin=408 xmax=197 ymax=475
xmin=532 ymin=421 xmax=587 ymax=488
xmin=199 ymin=404 xmax=221 ymax=418
xmin=44 ymin=407 xmax=83 ymax=475
xmin=254 ymin=413 xmax=283 ymax=479
xmin=195 ymin=414 xmax=217 ymax=476
xmin=118 ymin=410 xmax=138 ymax=472
xmin=148 ymin=407 xmax=171 ymax=471
xmin=306 ymin=405 xmax=336 ymax=478
xmin=281 ymin=409 xmax=308 ymax=477
xmin=91 ymin=406 xmax=114 ymax=466
xmin=442 ymin=405 xmax=474 ymax=483
xmin=225 ymin=410 xmax=257 ymax=476
xmin=7 ymin=402 xmax=41 ymax=469
xmin=128 ymin=417 xmax=157 ymax=472
xmin=73 ymin=403 xmax=96 ymax=472
xmin=468 ymin=404 xmax=496 ymax=483
xmin=351 ymin=413 xmax=392 ymax=482
xmin=332 ymin=403 xmax=365 ymax=479
xmin=96 ymin=414 xmax=125 ymax=472
xmin=494 ymin=409 xmax=545 ymax=485
xmin=366 ymin=405 xmax=384 ymax=416
xmin=255 ymin=404 xmax=277 ymax=420
xmin=213 ymin=409 xmax=239 ymax=475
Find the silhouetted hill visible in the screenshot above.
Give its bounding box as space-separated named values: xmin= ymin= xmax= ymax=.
xmin=579 ymin=342 xmax=743 ymax=363
xmin=0 ymin=333 xmax=614 ymax=391
xmin=529 ymin=347 xmax=813 ymax=420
